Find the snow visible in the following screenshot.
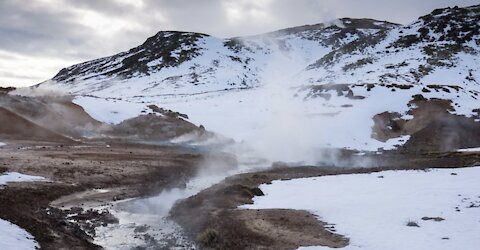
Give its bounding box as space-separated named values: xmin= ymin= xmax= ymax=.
xmin=71 ymin=59 xmax=439 ymax=163
xmin=0 ymin=142 xmax=5 ymax=147
xmin=73 ymin=96 xmax=148 ymax=124
xmin=241 ymin=167 xmax=480 ymax=250
xmin=0 ymin=172 xmax=46 ymax=186
xmin=382 ymin=135 xmax=411 ymax=150
xmin=0 ymin=219 xmax=39 ymax=250
xmin=71 ymin=82 xmax=434 ymax=163
xmin=68 ymin=68 xmax=480 ymax=163
xmin=457 ymin=147 xmax=480 ymax=152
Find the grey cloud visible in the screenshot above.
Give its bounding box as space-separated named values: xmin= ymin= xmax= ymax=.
xmin=137 ymin=0 xmax=479 ymax=38
xmin=317 ymin=0 xmax=480 ymax=24
xmin=0 ymin=0 xmax=94 ymax=58
xmin=140 ymin=0 xmax=333 ymax=37
xmin=141 ymin=0 xmax=229 ymax=33
xmin=0 ymin=0 xmax=478 ymax=86
xmin=61 ymin=0 xmax=134 ymax=16
xmin=0 ymin=71 xmax=41 ymax=80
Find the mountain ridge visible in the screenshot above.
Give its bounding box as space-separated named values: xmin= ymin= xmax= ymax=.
xmin=44 ymin=4 xmax=480 ymax=98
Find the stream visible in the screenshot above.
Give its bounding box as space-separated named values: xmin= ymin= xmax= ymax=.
xmin=92 ymin=142 xmax=267 ymax=249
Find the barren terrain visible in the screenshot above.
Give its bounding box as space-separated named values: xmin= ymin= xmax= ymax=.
xmin=0 ymin=139 xmax=234 ymax=249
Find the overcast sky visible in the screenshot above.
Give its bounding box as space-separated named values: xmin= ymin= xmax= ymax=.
xmin=0 ymin=0 xmax=477 ymax=87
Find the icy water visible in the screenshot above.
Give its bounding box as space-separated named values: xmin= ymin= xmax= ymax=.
xmin=93 ymin=142 xmax=267 ymax=249
xmin=93 ymin=174 xmax=226 ymax=249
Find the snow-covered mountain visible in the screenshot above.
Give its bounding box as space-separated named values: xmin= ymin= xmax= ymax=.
xmin=48 ymin=5 xmax=480 ymax=94
xmin=36 ymin=5 xmax=480 ymax=161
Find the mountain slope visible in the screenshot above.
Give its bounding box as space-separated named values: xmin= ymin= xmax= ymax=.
xmin=33 ymin=5 xmax=480 ymax=160
xmin=305 ymin=5 xmax=480 ymax=84
xmin=42 ymin=17 xmax=402 ymax=97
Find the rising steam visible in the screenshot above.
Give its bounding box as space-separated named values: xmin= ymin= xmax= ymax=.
xmin=244 ymin=39 xmax=325 ymax=164
xmin=10 ymin=80 xmax=67 ymax=97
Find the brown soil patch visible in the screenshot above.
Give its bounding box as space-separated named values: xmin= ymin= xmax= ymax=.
xmin=371 ymin=96 xmax=480 ymax=151
xmin=0 ymin=107 xmax=73 ymax=143
xmin=0 ymin=140 xmax=231 ymax=249
xmin=1 ymin=94 xmax=102 ymax=139
xmin=238 ymin=209 xmax=348 ymax=249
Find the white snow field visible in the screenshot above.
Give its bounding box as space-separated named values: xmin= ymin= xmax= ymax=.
xmin=73 ymin=96 xmax=147 ymax=125
xmin=0 ymin=219 xmax=39 ymax=250
xmin=0 ymin=142 xmax=5 ymax=147
xmin=241 ymin=167 xmax=480 ymax=250
xmin=71 ymin=72 xmax=478 ymax=164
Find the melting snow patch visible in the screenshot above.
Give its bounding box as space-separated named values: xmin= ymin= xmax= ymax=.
xmin=381 ymin=135 xmax=411 ymax=150
xmin=457 ymin=147 xmax=480 ymax=152
xmin=0 ymin=172 xmax=46 ymax=186
xmin=0 ymin=219 xmax=39 ymax=250
xmin=241 ymin=167 xmax=480 ymax=250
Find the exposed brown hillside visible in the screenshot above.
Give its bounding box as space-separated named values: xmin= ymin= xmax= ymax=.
xmin=0 ymin=107 xmax=73 ymax=142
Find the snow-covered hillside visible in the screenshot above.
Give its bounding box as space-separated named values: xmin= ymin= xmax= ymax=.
xmin=32 ymin=5 xmax=480 ymax=161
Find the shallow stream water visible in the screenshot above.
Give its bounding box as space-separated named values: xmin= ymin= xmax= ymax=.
xmin=93 ymin=142 xmax=267 ymax=249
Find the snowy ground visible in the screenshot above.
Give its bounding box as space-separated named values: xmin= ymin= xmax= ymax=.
xmin=0 ymin=219 xmax=39 ymax=250
xmin=0 ymin=172 xmax=46 ymax=186
xmin=0 ymin=142 xmax=5 ymax=147
xmin=241 ymin=167 xmax=480 ymax=250
xmin=72 ymin=84 xmax=424 ymax=164
xmin=0 ymin=172 xmax=46 ymax=249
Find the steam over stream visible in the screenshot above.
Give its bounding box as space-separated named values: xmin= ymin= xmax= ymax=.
xmin=94 ymin=146 xmax=268 ymax=249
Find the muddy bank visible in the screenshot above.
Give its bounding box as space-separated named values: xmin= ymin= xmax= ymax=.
xmin=171 ymin=151 xmax=480 ymax=250
xmin=0 ymin=183 xmax=97 ymax=249
xmin=0 ymin=140 xmax=235 ymax=249
xmin=372 ymin=96 xmax=480 ymax=152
